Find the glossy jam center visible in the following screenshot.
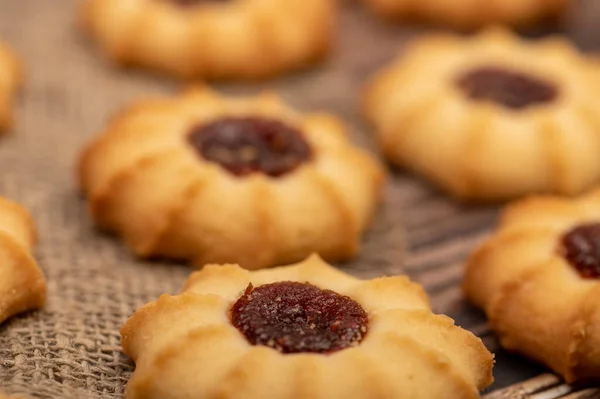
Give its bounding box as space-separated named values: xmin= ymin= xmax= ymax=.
xmin=187 ymin=117 xmax=312 ymax=177
xmin=456 ymin=66 xmax=558 ymax=110
xmin=231 ymin=282 xmax=369 ymax=354
xmin=561 ymin=223 xmax=600 ymax=278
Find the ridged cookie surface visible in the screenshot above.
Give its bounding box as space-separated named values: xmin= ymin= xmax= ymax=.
xmin=79 ymin=87 xmax=384 ymax=270
xmin=80 ymin=0 xmax=336 ymax=80
xmin=122 ymin=255 xmax=494 ymax=399
xmin=0 ymin=196 xmax=46 ymax=325
xmin=465 ymin=187 xmax=600 ymax=382
xmin=364 ymin=28 xmax=600 ymax=201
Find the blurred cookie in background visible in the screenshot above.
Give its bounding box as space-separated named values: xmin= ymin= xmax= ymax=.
xmin=362 ymin=0 xmax=569 ymax=31
xmin=0 ymin=40 xmax=22 ymax=133
xmin=364 ymin=28 xmax=600 ymax=202
xmin=79 ymin=0 xmax=337 ymax=81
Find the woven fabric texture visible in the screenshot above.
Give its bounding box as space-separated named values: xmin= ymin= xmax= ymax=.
xmin=0 ymin=1 xmax=547 ymax=398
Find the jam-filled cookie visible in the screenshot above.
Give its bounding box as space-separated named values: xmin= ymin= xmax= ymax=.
xmin=464 ymin=187 xmax=600 ymax=382
xmin=122 ymin=255 xmax=494 ymax=399
xmin=364 ymin=28 xmax=600 ymax=202
xmin=0 ymin=41 xmax=21 ymax=132
xmin=79 ymin=88 xmax=384 ymax=270
xmin=0 ymin=196 xmax=46 ymax=325
xmin=80 ymin=0 xmax=335 ymax=80
xmin=362 ymin=0 xmax=567 ymax=30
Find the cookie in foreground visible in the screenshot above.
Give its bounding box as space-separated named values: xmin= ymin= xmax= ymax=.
xmin=121 ymin=255 xmax=494 ymax=399
xmin=362 ymin=0 xmax=567 ymax=30
xmin=464 ymin=187 xmax=600 ymax=382
xmin=79 ymin=0 xmax=336 ymax=80
xmin=0 ymin=41 xmax=22 ymax=132
xmin=0 ymin=196 xmax=46 ymax=325
xmin=78 ymin=87 xmax=384 ymax=270
xmin=364 ymin=28 xmax=600 ymax=202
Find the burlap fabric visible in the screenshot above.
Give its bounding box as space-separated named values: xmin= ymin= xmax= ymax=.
xmin=0 ymin=1 xmax=563 ymax=398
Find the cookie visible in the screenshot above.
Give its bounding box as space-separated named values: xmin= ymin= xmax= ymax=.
xmin=362 ymin=0 xmax=567 ymax=30
xmin=122 ymin=255 xmax=494 ymax=399
xmin=80 ymin=0 xmax=336 ymax=80
xmin=79 ymin=87 xmax=384 ymax=270
xmin=0 ymin=41 xmax=21 ymax=132
xmin=464 ymin=187 xmax=600 ymax=382
xmin=0 ymin=196 xmax=46 ymax=325
xmin=364 ymin=28 xmax=600 ymax=202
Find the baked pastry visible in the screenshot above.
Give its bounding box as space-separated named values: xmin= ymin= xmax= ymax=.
xmin=78 ymin=87 xmax=384 ymax=270
xmin=0 ymin=41 xmax=21 ymax=132
xmin=79 ymin=0 xmax=335 ymax=80
xmin=0 ymin=196 xmax=46 ymax=325
xmin=364 ymin=28 xmax=600 ymax=202
xmin=464 ymin=187 xmax=600 ymax=382
xmin=362 ymin=0 xmax=567 ymax=30
xmin=122 ymin=254 xmax=494 ymax=399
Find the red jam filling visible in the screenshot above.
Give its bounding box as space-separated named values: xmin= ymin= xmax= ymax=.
xmin=187 ymin=117 xmax=312 ymax=178
xmin=231 ymin=282 xmax=369 ymax=354
xmin=561 ymin=223 xmax=600 ymax=278
xmin=456 ymin=66 xmax=558 ymax=110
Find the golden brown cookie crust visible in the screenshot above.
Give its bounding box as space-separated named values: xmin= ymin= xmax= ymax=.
xmin=80 ymin=0 xmax=336 ymax=80
xmin=79 ymin=87 xmax=385 ymax=270
xmin=0 ymin=196 xmax=46 ymax=325
xmin=364 ymin=28 xmax=600 ymax=202
xmin=464 ymin=187 xmax=600 ymax=382
xmin=121 ymin=255 xmax=494 ymax=399
xmin=0 ymin=41 xmax=22 ymax=132
xmin=362 ymin=0 xmax=567 ymax=30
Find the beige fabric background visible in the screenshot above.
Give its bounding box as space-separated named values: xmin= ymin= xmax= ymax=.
xmin=0 ymin=1 xmax=583 ymax=398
